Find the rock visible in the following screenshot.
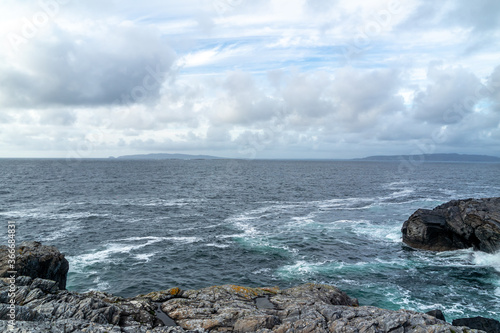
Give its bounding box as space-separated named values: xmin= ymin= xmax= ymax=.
xmin=426 ymin=309 xmax=446 ymax=321
xmin=0 ymin=242 xmax=491 ymax=332
xmin=453 ymin=316 xmax=500 ymax=333
xmin=160 ymin=283 xmax=482 ymax=333
xmin=0 ymin=278 xmax=487 ymax=333
xmin=402 ymin=197 xmax=500 ymax=252
xmin=0 ymin=241 xmax=69 ymax=289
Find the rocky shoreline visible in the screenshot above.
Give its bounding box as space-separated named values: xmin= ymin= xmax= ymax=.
xmin=1 ymin=197 xmax=500 ymax=332
xmin=0 ymin=241 xmax=493 ymax=333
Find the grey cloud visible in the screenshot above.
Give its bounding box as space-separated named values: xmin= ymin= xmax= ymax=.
xmin=329 ymin=68 xmax=404 ymax=128
xmin=267 ymin=69 xmax=285 ymax=90
xmin=0 ymin=112 xmax=13 ymax=124
xmin=39 ymin=109 xmax=76 ymax=126
xmin=210 ymin=71 xmax=281 ymax=125
xmin=399 ymin=0 xmax=500 ymax=32
xmin=279 ymin=68 xmax=404 ymax=133
xmin=282 ymin=72 xmax=333 ymax=120
xmin=1 ymin=23 xmax=175 ymax=108
xmin=487 ymin=65 xmax=500 ymax=107
xmin=411 ymin=65 xmax=483 ymax=124
xmin=305 ymin=0 xmax=336 ymax=13
xmin=446 ymin=0 xmax=500 ymax=32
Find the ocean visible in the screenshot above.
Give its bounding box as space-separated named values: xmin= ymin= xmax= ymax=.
xmin=1 ymin=158 xmax=499 ymax=321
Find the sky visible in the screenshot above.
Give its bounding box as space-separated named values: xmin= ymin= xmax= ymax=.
xmin=1 ymin=0 xmax=500 ymax=159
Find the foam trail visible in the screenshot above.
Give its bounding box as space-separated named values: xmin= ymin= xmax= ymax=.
xmin=473 ymin=251 xmax=500 ymax=272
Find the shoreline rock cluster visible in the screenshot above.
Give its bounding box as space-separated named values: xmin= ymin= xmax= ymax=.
xmin=402 ymin=197 xmax=500 ymax=253
xmin=0 ymin=242 xmax=492 ymax=332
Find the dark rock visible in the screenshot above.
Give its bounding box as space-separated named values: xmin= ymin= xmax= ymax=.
xmin=453 ymin=316 xmax=500 ymax=333
xmin=0 ymin=241 xmax=69 ymax=289
xmin=402 ymin=197 xmax=500 ymax=252
xmin=426 ymin=309 xmax=446 ymax=321
xmin=30 ymin=278 xmax=59 ymax=294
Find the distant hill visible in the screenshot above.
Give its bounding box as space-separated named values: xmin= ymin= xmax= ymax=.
xmin=110 ymin=153 xmax=223 ymax=160
xmin=353 ymin=153 xmax=500 ymax=163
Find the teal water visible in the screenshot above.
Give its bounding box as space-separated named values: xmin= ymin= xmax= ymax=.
xmin=0 ymin=159 xmax=499 ymax=320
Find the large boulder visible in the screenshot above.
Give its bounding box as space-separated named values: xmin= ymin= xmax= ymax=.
xmin=0 ymin=241 xmax=69 ymax=290
xmin=402 ymin=198 xmax=500 ymax=252
xmin=453 ymin=317 xmax=500 ymax=333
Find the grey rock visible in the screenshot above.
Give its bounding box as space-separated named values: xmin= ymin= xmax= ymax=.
xmin=0 ymin=279 xmax=488 ymax=333
xmin=402 ymin=197 xmax=500 ymax=252
xmin=159 ymin=283 xmax=484 ymax=333
xmin=0 ymin=242 xmax=491 ymax=332
xmin=30 ymin=278 xmax=59 ymax=294
xmin=0 ymin=241 xmax=69 ymax=289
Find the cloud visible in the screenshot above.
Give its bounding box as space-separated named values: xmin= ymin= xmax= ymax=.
xmin=411 ymin=65 xmax=483 ymax=124
xmin=399 ymin=0 xmax=500 ymax=32
xmin=487 ymin=65 xmax=500 ymax=106
xmin=209 ymin=71 xmax=281 ymax=125
xmin=397 ymin=0 xmax=500 ymax=54
xmin=0 ymin=0 xmax=499 ymax=158
xmin=0 ymin=21 xmax=175 ymax=108
xmin=39 ymin=109 xmax=77 ymax=126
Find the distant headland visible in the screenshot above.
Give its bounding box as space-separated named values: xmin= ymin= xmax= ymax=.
xmin=109 ymin=153 xmax=224 ymax=160
xmin=352 ymin=153 xmax=500 ymax=163
xmin=107 ymin=152 xmax=500 ymax=162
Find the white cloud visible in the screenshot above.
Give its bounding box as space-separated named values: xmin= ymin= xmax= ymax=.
xmin=0 ymin=0 xmax=499 ymax=158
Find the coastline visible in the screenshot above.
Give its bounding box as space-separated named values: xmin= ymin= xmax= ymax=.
xmin=0 ymin=241 xmax=495 ymax=333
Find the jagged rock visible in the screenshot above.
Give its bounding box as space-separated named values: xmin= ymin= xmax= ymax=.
xmin=402 ymin=197 xmax=500 ymax=252
xmin=426 ymin=309 xmax=446 ymax=321
xmin=453 ymin=316 xmax=500 ymax=333
xmin=0 ymin=278 xmax=487 ymax=333
xmin=0 ymin=241 xmax=69 ymax=289
xmin=160 ymin=283 xmax=483 ymax=333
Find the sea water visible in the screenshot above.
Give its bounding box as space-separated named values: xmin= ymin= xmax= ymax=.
xmin=0 ymin=159 xmax=499 ymax=321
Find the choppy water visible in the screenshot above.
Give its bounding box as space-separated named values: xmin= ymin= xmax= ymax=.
xmin=1 ymin=159 xmax=499 ymax=321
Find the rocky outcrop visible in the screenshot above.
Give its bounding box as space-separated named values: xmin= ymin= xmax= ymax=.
xmin=0 ymin=279 xmax=485 ymax=333
xmin=0 ymin=242 xmax=489 ymax=332
xmin=402 ymin=197 xmax=500 ymax=252
xmin=453 ymin=317 xmax=500 ymax=333
xmin=0 ymin=241 xmax=69 ymax=290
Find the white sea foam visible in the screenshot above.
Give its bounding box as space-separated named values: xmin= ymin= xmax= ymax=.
xmin=383 ymin=188 xmax=415 ymax=200
xmin=277 ymin=260 xmax=343 ymax=277
xmin=0 ymin=208 xmax=107 ymax=220
xmin=92 ymin=276 xmax=110 ymax=291
xmin=473 ymin=251 xmax=500 ymax=272
xmin=69 ymin=236 xmax=200 ymax=272
xmin=134 ymin=252 xmax=158 ymax=263
xmin=70 ymin=243 xmax=150 ymax=269
xmin=41 ymin=221 xmax=82 ymax=242
xmin=384 ymin=181 xmax=410 ymax=188
xmin=117 ymin=236 xmax=200 ymax=244
xmin=290 ymin=214 xmax=316 ymax=225
xmin=252 ymin=267 xmax=272 ymax=275
xmin=351 ymin=221 xmax=402 ymax=243
xmin=278 ymin=260 xmax=324 ymax=275
xmin=205 ymin=243 xmax=230 ymax=248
